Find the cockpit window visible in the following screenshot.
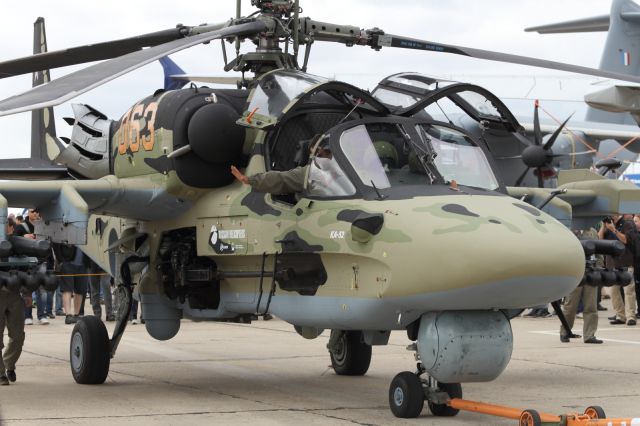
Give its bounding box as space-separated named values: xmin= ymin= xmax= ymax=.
xmin=306 ymin=148 xmax=356 ymax=198
xmin=340 ymin=125 xmax=391 ymax=189
xmin=455 ymin=91 xmax=502 ymax=119
xmin=418 ymin=124 xmax=499 ymax=190
xmin=249 ymin=70 xmax=328 ymax=118
xmin=371 ymin=88 xmax=420 ymax=109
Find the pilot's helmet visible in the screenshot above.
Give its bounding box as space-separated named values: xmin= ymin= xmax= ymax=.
xmin=373 ymin=141 xmax=398 ymax=169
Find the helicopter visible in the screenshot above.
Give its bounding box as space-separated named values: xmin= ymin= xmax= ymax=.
xmin=1 ymin=0 xmax=640 ymax=419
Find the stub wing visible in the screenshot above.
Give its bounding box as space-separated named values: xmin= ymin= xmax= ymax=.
xmin=0 ymin=175 xmax=191 ymax=245
xmin=508 ymin=169 xmax=640 ymax=229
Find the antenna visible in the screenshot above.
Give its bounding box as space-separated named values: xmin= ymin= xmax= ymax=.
xmin=293 ymin=0 xmax=300 ymax=62
xmin=235 ymin=0 xmax=241 ymax=58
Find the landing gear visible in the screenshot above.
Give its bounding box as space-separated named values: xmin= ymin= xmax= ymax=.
xmin=70 ymin=316 xmax=110 ymax=384
xmin=388 ymin=364 xmax=462 ymax=419
xmin=428 ymin=381 xmax=462 ymax=417
xmin=389 ymin=371 xmax=424 ymax=418
xmin=327 ymin=330 xmax=372 ymax=376
xmin=70 ymin=257 xmax=141 ymax=384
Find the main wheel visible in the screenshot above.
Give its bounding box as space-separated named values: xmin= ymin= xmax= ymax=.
xmin=329 ymin=330 xmax=371 ymax=376
xmin=584 ymin=406 xmax=606 ymax=419
xmin=519 ymin=409 xmax=542 ymax=426
xmin=70 ymin=316 xmax=111 ymax=384
xmin=428 ymin=382 xmax=462 ymax=417
xmin=389 ymin=371 xmax=425 ymax=418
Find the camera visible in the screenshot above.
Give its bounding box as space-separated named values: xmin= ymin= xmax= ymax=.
xmin=603 ymin=216 xmax=613 ymax=224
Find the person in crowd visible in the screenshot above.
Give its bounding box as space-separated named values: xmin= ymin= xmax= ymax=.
xmin=599 ymin=214 xmax=637 ymax=326
xmin=52 ymin=244 xmax=89 ymax=324
xmin=560 ymin=228 xmax=602 ymax=343
xmin=0 ymin=220 xmax=25 ymax=385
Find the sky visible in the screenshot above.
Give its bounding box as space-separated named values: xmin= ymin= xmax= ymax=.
xmin=0 ymin=0 xmax=619 ymax=159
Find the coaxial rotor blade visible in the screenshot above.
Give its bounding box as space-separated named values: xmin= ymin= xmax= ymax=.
xmin=0 ymin=27 xmax=190 ymax=79
xmin=374 ymin=34 xmax=640 ymax=84
xmin=0 ymin=20 xmax=266 ymax=117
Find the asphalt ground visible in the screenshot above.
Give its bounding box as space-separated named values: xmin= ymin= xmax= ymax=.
xmin=0 ymin=298 xmax=639 ymax=425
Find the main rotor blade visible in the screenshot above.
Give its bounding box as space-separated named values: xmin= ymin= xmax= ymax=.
xmin=0 ymin=21 xmax=266 ymax=117
xmin=377 ymin=34 xmax=640 ymax=84
xmin=0 ymin=27 xmax=190 ymax=79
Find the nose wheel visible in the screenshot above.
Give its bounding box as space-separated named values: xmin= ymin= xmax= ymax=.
xmin=388 ymin=364 xmax=463 ymax=418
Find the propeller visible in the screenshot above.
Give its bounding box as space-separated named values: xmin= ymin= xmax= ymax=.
xmin=509 ymin=101 xmax=572 ymax=187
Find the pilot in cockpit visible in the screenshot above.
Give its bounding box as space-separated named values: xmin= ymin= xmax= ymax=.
xmin=231 ymin=134 xmax=330 ymax=196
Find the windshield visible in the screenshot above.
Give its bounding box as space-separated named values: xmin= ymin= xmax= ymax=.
xmin=418 ymin=124 xmax=499 ymax=190
xmin=248 ymin=70 xmax=328 ymax=118
xmin=340 ymin=125 xmax=391 ymax=189
xmin=306 ymin=152 xmax=356 ymax=198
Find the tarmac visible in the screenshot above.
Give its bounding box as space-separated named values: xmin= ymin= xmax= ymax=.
xmin=0 ymin=298 xmax=639 ymax=426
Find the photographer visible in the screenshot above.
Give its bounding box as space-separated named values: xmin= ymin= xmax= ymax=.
xmin=598 ymin=214 xmax=637 ymax=326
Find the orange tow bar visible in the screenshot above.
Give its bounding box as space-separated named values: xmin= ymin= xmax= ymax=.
xmin=447 ymin=398 xmax=639 ymax=425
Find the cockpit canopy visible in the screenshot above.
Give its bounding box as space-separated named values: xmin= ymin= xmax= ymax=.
xmin=304 ymin=118 xmax=501 ymax=199
xmin=372 ymin=72 xmax=522 ymax=132
xmin=252 ymin=70 xmax=504 ymax=201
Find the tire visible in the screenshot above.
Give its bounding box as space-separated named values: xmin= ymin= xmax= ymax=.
xmin=70 ymin=316 xmax=111 ymax=384
xmin=329 ymin=330 xmax=372 ymax=376
xmin=519 ymin=409 xmax=542 ymax=426
xmin=584 ymin=406 xmax=606 ymax=419
xmin=428 ymin=382 xmax=462 ymax=417
xmin=389 ymin=371 xmax=425 ymax=418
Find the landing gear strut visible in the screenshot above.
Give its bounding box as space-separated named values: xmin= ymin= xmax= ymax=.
xmin=327 ymin=330 xmax=372 ymax=376
xmin=388 ymin=363 xmax=462 ymax=418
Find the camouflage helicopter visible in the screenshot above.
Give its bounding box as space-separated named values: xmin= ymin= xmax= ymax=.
xmin=2 ymin=0 xmax=640 ymax=419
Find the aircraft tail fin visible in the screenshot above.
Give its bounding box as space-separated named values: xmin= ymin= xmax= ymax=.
xmin=31 ymin=17 xmax=65 ymax=162
xmin=527 ymin=0 xmax=640 ymax=125
xmin=0 ymin=17 xmax=68 ymax=180
xmin=159 ymin=56 xmax=188 ymax=91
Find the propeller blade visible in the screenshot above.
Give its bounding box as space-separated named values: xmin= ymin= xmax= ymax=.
xmin=515 ymin=167 xmax=530 ymax=187
xmin=0 ymin=21 xmax=266 ymax=117
xmin=376 ymin=34 xmax=640 ymax=85
xmin=0 ymin=27 xmax=190 ymax=79
xmin=496 ymin=154 xmax=524 ymax=160
xmin=536 ymin=167 xmax=544 ymax=188
xmin=542 ymin=113 xmax=574 ymax=151
xmin=533 ymin=100 xmax=541 ymax=146
xmin=550 ymin=150 xmax=595 ymax=158
xmin=512 ymin=131 xmax=533 ymax=147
